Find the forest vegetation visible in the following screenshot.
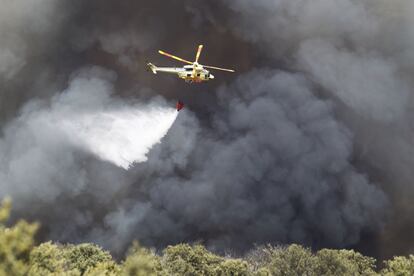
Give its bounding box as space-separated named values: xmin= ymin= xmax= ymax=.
xmin=1 ymin=198 xmax=413 ymax=276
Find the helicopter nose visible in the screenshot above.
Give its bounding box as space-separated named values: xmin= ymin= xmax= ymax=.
xmin=209 ymin=74 xmax=215 ymax=79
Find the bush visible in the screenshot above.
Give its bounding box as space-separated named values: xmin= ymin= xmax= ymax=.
xmin=66 ymin=243 xmax=115 ymax=274
xmin=316 ymin=249 xmax=377 ymax=276
xmin=162 ymin=244 xmax=223 ymax=275
xmin=85 ymin=261 xmax=120 ymax=276
xmin=216 ymin=258 xmax=251 ymax=276
xmin=29 ymin=242 xmax=68 ymax=275
xmin=121 ymin=242 xmax=163 ymax=276
xmin=381 ymin=255 xmax=414 ymax=276
xmin=256 ymin=244 xmax=318 ymax=276
xmin=29 ymin=242 xmax=118 ymax=275
xmin=0 ymin=198 xmax=39 ymax=276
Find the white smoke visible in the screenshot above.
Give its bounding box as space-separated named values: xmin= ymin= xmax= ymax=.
xmin=0 ymin=67 xmax=178 ymax=203
xmin=59 ymin=107 xmax=178 ymax=169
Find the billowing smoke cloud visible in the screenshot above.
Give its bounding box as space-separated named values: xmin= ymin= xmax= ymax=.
xmin=0 ymin=0 xmax=413 ymax=260
xmin=56 ymin=72 xmax=178 ymax=169
xmin=0 ymin=67 xmax=177 ymax=175
xmin=93 ymin=70 xmax=386 ymax=254
xmin=0 ymin=66 xmax=176 ymax=204
xmin=0 ymin=0 xmax=56 ymax=78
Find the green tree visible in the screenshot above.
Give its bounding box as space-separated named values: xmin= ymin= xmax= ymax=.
xmin=8 ymin=196 xmax=414 ymax=276
xmin=315 ymin=249 xmax=377 ymax=276
xmin=29 ymin=242 xmax=118 ymax=276
xmin=121 ymin=242 xmax=163 ymax=276
xmin=215 ymin=258 xmax=251 ymax=276
xmin=162 ymin=244 xmax=224 ymax=276
xmin=85 ymin=261 xmax=120 ymax=276
xmin=381 ymin=255 xmax=414 ymax=276
xmin=0 ymin=198 xmax=39 ymax=276
xmin=257 ymin=244 xmax=318 ymax=276
xmin=29 ymin=242 xmax=70 ymax=275
xmin=66 ymin=243 xmax=115 ymax=274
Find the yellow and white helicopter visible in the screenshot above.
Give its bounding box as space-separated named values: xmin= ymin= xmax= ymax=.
xmin=147 ymin=45 xmax=235 ymax=83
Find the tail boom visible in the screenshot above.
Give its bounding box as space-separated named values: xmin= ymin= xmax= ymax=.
xmin=147 ymin=63 xmax=158 ymax=74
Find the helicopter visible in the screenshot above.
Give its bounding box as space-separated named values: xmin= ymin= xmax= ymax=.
xmin=147 ymin=45 xmax=235 ymax=84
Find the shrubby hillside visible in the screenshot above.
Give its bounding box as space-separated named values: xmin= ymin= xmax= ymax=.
xmin=1 ymin=199 xmax=413 ymax=276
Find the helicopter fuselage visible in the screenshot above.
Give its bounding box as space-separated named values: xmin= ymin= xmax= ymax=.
xmin=148 ymin=63 xmax=215 ymax=83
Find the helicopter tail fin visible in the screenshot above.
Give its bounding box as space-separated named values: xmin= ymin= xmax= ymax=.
xmin=147 ymin=63 xmax=157 ymax=74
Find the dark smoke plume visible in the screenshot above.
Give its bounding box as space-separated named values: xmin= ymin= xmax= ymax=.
xmin=0 ymin=0 xmax=413 ymax=260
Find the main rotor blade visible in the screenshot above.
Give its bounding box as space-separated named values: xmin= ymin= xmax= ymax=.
xmin=195 ymin=45 xmax=203 ymax=63
xmin=158 ymin=50 xmax=193 ymax=65
xmin=203 ymin=65 xmax=235 ymax=73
